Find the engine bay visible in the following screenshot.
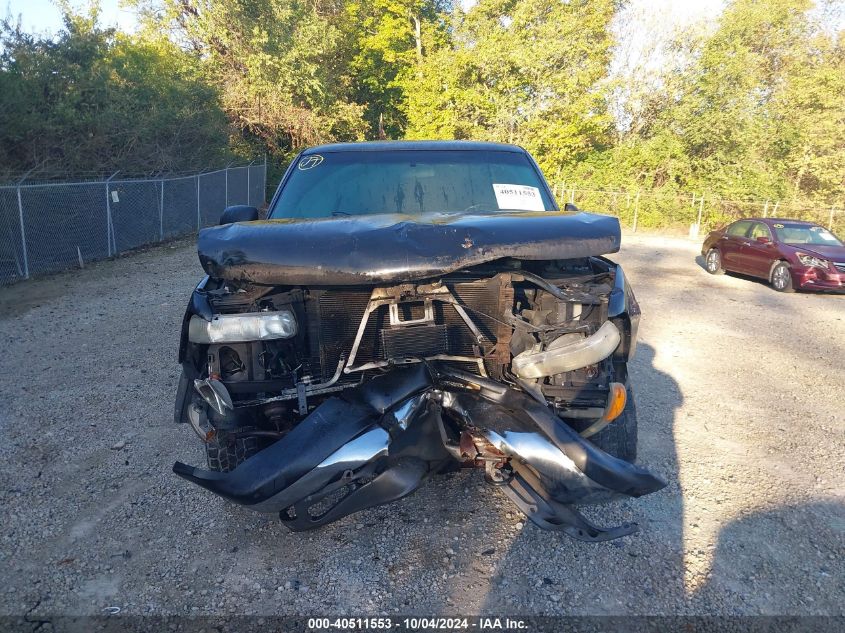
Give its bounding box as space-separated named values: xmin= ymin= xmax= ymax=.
xmin=181 ymin=257 xmax=633 ymax=433
xmin=173 ymin=255 xmax=657 ymax=539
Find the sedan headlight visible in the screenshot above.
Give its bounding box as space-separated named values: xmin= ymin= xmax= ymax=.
xmin=796 ymin=253 xmax=829 ymax=269
xmin=188 ymin=311 xmax=297 ymax=343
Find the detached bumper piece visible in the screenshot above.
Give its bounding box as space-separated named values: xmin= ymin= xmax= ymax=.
xmin=173 ymin=365 xmax=666 ymax=541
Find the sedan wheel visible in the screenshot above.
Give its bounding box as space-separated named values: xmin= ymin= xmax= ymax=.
xmin=771 ymin=262 xmax=794 ymax=293
xmin=705 ymin=248 xmax=724 ymax=275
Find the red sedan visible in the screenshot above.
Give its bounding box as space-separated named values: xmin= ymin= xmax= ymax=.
xmin=701 ymin=218 xmax=845 ymax=293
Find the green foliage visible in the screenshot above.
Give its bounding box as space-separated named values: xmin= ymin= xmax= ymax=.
xmin=343 ymin=0 xmax=452 ymax=137
xmin=1 ymin=0 xmax=842 ymax=220
xmin=772 ymin=28 xmax=845 ymax=207
xmin=135 ymin=0 xmax=367 ymax=158
xmin=0 ymin=4 xmax=230 ymax=177
xmin=406 ymin=0 xmax=617 ymax=175
xmin=584 ymin=0 xmax=844 ymax=212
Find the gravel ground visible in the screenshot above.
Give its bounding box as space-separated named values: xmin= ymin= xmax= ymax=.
xmin=0 ymin=233 xmax=843 ymax=618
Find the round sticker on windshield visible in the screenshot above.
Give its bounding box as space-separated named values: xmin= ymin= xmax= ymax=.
xmin=298 ymin=155 xmax=324 ymax=170
xmin=773 ymin=223 xmax=784 ymax=228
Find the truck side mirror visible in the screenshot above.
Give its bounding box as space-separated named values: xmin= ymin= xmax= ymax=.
xmin=220 ymin=205 xmax=259 ymax=225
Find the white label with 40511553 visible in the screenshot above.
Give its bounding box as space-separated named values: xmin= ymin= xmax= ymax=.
xmin=492 ymin=183 xmax=545 ymax=211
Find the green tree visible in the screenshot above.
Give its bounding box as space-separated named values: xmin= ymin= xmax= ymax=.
xmin=2 ymin=0 xmax=842 ymax=220
xmin=771 ymin=27 xmax=845 ymax=207
xmin=134 ymin=0 xmax=371 ymax=159
xmin=405 ymin=0 xmax=618 ymax=175
xmin=588 ymin=0 xmax=844 ymax=215
xmin=0 ymin=3 xmax=230 ymax=177
xmin=679 ymin=0 xmax=814 ymax=200
xmin=342 ymin=0 xmax=452 ymax=138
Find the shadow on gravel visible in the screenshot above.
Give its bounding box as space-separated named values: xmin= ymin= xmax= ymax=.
xmin=694 ymin=253 xmax=772 ymax=290
xmin=468 ymin=341 xmax=686 ymax=614
xmin=691 ymin=501 xmax=844 ymax=614
xmin=693 ymin=252 xmax=772 ymax=289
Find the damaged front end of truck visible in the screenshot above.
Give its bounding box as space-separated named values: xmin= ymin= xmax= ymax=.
xmin=173 ymin=207 xmax=666 ymax=542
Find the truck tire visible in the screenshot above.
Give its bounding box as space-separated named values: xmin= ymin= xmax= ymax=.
xmin=587 ymin=385 xmax=638 ymax=463
xmin=205 ymin=431 xmax=259 ymax=472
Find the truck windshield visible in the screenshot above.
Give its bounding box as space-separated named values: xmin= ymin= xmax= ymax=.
xmin=269 ymin=150 xmax=556 ymax=219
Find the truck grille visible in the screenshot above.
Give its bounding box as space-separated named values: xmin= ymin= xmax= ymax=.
xmin=315 ymin=289 xmax=371 ymax=381
xmin=314 ymin=278 xmax=508 ymax=381
xmin=381 ymin=324 xmax=449 ymax=359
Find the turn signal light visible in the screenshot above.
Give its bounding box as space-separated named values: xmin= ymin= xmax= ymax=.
xmin=605 ymin=382 xmax=627 ymax=422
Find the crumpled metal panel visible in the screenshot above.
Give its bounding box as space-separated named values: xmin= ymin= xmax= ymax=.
xmin=197 ymin=211 xmax=621 ymax=285
xmin=174 ymin=365 xmax=666 ymax=540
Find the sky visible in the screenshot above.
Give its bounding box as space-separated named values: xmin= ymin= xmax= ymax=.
xmin=4 ymin=0 xmax=138 ymax=35
xmin=7 ymin=0 xmax=727 ymax=39
xmin=7 ymin=0 xmax=844 ymax=41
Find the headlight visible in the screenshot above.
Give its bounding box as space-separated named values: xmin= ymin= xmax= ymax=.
xmin=511 ymin=321 xmax=621 ymax=379
xmin=188 ymin=311 xmax=297 ymax=343
xmin=796 ymin=253 xmax=829 ymax=269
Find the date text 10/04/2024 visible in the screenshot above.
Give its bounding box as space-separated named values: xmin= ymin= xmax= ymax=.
xmin=307 ymin=617 xmax=529 ymax=630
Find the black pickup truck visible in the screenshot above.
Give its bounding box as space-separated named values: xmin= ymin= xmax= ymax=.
xmin=172 ymin=141 xmax=665 ymax=541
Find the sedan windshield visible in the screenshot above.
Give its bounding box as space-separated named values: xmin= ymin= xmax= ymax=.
xmin=772 ymin=223 xmax=843 ymax=246
xmin=269 ymin=150 xmax=555 ymax=218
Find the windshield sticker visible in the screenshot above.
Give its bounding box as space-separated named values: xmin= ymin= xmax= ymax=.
xmin=298 ymin=155 xmax=324 ymax=170
xmin=492 ymin=184 xmax=545 ymax=211
xmin=773 ymin=223 xmax=784 ymax=228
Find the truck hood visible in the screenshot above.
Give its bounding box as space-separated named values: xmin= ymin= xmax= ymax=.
xmin=198 ymin=211 xmax=621 ymax=285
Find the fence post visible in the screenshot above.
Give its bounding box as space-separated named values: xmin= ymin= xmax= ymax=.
xmin=763 ymin=200 xmax=769 ymax=218
xmin=697 ymin=194 xmax=704 ymax=230
xmin=772 ymin=201 xmax=780 ymax=217
xmin=632 ymin=190 xmax=640 ymax=232
xmin=570 ymin=188 xmax=576 ymax=205
xmin=830 ymin=207 xmax=835 ymax=230
xmin=159 ymin=180 xmax=165 ymax=241
xmin=16 ymin=185 xmax=29 ymax=279
xmin=105 ymin=171 xmax=119 ymax=256
xmin=196 ymin=174 xmax=201 ymax=231
xmin=105 ymin=180 xmax=111 ymax=257
xmin=247 ymin=162 xmax=252 ymax=207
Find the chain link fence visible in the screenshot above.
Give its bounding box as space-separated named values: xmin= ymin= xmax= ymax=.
xmin=0 ymin=162 xmax=266 ymax=285
xmin=551 ymin=184 xmax=845 ymax=238
xmin=3 ymin=166 xmax=839 ymax=285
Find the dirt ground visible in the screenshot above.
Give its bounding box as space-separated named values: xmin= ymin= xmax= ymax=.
xmin=0 ymin=233 xmax=842 ymax=618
